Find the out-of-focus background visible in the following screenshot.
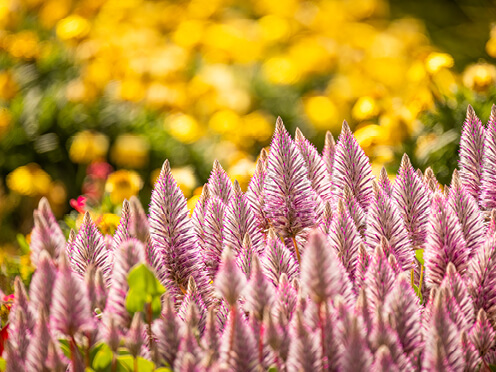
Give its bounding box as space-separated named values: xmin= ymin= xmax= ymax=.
xmin=1 ymin=0 xmax=496 ymax=284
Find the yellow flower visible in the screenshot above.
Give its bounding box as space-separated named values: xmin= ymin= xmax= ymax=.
xmin=40 ymin=0 xmax=71 ymax=29
xmin=56 ymin=15 xmax=91 ymax=41
xmin=7 ymin=163 xmax=52 ymax=196
xmin=187 ymin=194 xmax=201 ymax=214
xmin=228 ymin=158 xmax=256 ymax=191
xmin=352 ymin=96 xmax=379 ymax=121
xmin=262 ymin=56 xmax=301 ymax=85
xmin=98 ymin=213 xmax=121 ymax=235
xmin=425 ymin=52 xmax=454 ymax=74
xmin=166 ymin=113 xmax=203 ymax=144
xmin=69 ymin=131 xmax=109 ymax=164
xmin=0 ymin=71 xmax=18 ymax=101
xmin=111 ymin=135 xmax=149 ymax=169
xmin=105 ymin=170 xmax=143 ymax=205
xmin=304 ymin=96 xmax=341 ymax=131
xmin=171 ymin=166 xmax=197 ymax=198
xmin=20 ymin=254 xmax=34 ymax=281
xmin=462 ymin=63 xmax=496 ymax=93
xmin=6 ymin=31 xmax=40 ymax=59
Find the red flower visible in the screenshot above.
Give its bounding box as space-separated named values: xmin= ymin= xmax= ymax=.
xmin=70 ymin=196 xmax=87 ymax=214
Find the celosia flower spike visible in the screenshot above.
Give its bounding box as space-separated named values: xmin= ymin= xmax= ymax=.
xmin=423 ymin=167 xmax=441 ymax=194
xmin=50 ymin=252 xmax=93 ymax=337
xmin=318 ymin=200 xmax=333 ymax=235
xmin=202 ymin=308 xmax=220 ymax=368
xmin=366 ymin=180 xmax=414 ymax=271
xmin=355 ymin=243 xmax=369 ymax=290
xmin=371 ymin=346 xmax=400 ymax=372
xmin=322 ymin=130 xmax=336 ymax=181
xmin=104 ymin=239 xmax=145 ymax=330
xmin=342 ymin=185 xmax=367 ymax=237
xmin=287 ymin=310 xmax=321 ymax=371
xmin=424 ymin=193 xmax=469 ymax=288
xmin=261 ymin=228 xmax=299 ymax=286
xmin=149 ymin=159 xmax=211 ymax=305
xmin=5 ymin=309 xmax=29 ymax=371
xmin=441 ymin=262 xmax=475 ymax=327
xmin=191 ymin=185 xmax=210 ymax=252
xmin=25 ymin=310 xmax=51 ymax=372
xmin=364 ymin=244 xmax=396 ymax=312
xmin=468 ymin=309 xmax=495 ymax=361
xmin=378 ymin=167 xmax=393 ymax=197
xmin=480 ymin=104 xmax=496 ymax=209
xmin=246 ymin=148 xmax=270 ymax=233
xmin=178 ymin=276 xmax=207 ymax=333
xmin=448 ymin=169 xmax=485 ymax=259
xmin=30 ymin=197 xmax=66 ymax=265
xmin=71 ymin=211 xmax=111 ymax=282
xmin=111 ymin=199 xmax=131 ymax=253
xmin=152 ymin=294 xmax=181 ymax=367
xmin=332 ymin=120 xmax=373 ymax=211
xmin=295 ymin=127 xmax=333 ymax=202
xmin=393 ymin=154 xmax=430 ymax=248
xmin=243 ymin=255 xmax=275 ymax=321
xmin=29 ymin=250 xmax=57 ymax=317
xmin=224 ymin=180 xmax=264 ymax=255
xmin=125 ymin=313 xmax=145 ymax=358
xmin=202 ymin=195 xmax=226 ymax=279
xmin=459 ymin=104 xmax=486 ymax=201
xmin=263 ymin=116 xmax=316 ymax=241
xmin=237 ymin=233 xmax=255 ymax=279
xmin=207 ymin=160 xmax=234 ymax=205
xmin=214 ymin=246 xmax=246 ymax=307
xmin=11 ymin=276 xmax=34 ymax=334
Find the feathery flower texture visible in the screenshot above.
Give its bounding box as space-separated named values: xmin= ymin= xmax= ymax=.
xmin=8 ymin=106 xmax=496 ymax=371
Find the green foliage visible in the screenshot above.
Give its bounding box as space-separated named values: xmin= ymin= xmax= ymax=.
xmin=125 ymin=264 xmax=165 ymax=318
xmin=415 ymin=249 xmax=424 ymax=266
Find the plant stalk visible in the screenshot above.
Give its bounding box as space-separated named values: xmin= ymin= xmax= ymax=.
xmin=291 ymin=236 xmax=301 ymax=263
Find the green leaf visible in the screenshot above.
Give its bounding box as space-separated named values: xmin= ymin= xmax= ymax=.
xmin=125 ymin=288 xmax=147 ymax=314
xmin=58 ymin=339 xmax=71 ymax=358
xmin=268 ymin=367 xmax=278 ymax=372
xmin=489 ymin=364 xmax=496 ymax=372
xmin=93 ymin=343 xmax=113 ymax=371
xmin=115 ymin=355 xmax=134 ymax=372
xmin=415 ymin=249 xmax=424 ymax=266
xmin=136 ymin=357 xmax=155 ymax=372
xmin=126 ymin=264 xmax=165 ymax=315
xmin=155 ymin=368 xmax=173 ymax=372
xmin=16 ymin=234 xmax=30 ymax=254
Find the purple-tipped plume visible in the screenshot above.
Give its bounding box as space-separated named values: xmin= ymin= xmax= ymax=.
xmin=273 ymin=273 xmax=298 ymax=324
xmin=153 ymin=294 xmax=181 ymax=367
xmin=332 ymin=120 xmax=373 ymax=211
xmin=469 ymin=235 xmax=496 ymax=323
xmin=459 ymin=104 xmax=485 ymax=201
xmin=371 ymin=346 xmax=400 ymax=372
xmin=71 ymin=212 xmax=111 ymax=282
xmin=355 ymin=243 xmax=370 ymax=290
xmin=448 ymin=170 xmax=485 ymax=258
xmin=224 ymin=180 xmax=264 ymax=255
xmin=468 ymin=309 xmax=495 ymax=360
xmin=322 ymin=130 xmax=336 ymax=181
xmin=178 ymin=277 xmax=207 ymax=333
xmin=50 ymin=252 xmax=93 ymax=337
xmin=175 ymin=303 xmax=203 ymax=370
xmin=480 ymin=105 xmax=496 ymax=209
xmin=125 ymin=313 xmax=145 ymax=358
xmin=149 ymin=160 xmax=210 ymax=304
xmin=111 ymin=200 xmax=131 ymax=253
xmin=45 ymin=338 xmax=67 ymax=372
xmin=393 ymin=154 xmax=430 ymax=248
xmin=366 ymin=181 xmax=414 ymax=271
xmin=318 ymin=201 xmax=333 ymax=235
xmin=207 ymin=160 xmax=234 ymax=205
xmin=261 ymin=229 xmax=299 ymax=286
xmin=86 ymin=266 xmax=107 ymax=312
xmin=30 ymin=197 xmax=65 ymax=265
xmin=423 ymin=167 xmax=441 ymax=194
xmin=6 ymin=308 xmax=30 ymax=370
xmin=378 ymin=167 xmax=393 ymax=197
xmin=342 ymin=185 xmax=367 ymax=238
xmin=364 ymin=244 xmax=397 ymax=312
xmin=384 ymin=273 xmax=422 ymax=362
xmin=424 ymin=193 xmax=469 ymax=288
xmin=243 ymin=255 xmax=275 ymax=321
xmin=29 ymin=250 xmax=57 ymax=317
xmin=202 ymin=308 xmax=220 ymax=368
xmin=25 ymin=310 xmax=51 ymax=372
xmin=202 ymin=195 xmax=226 ymax=279
xmin=10 ymin=276 xmax=34 ymax=334
xmin=328 ymin=199 xmax=362 ymax=282
xmin=461 ymin=331 xmax=479 ymax=372
xmin=237 ymin=233 xmax=255 ymax=279
xmin=129 ymin=196 xmax=150 ymax=244
xmin=295 ymin=127 xmax=333 ymax=202
xmin=246 ymin=148 xmax=270 ymax=233
xmin=214 ymin=246 xmax=246 ymax=307
xmin=263 ymin=117 xmax=316 ymax=241
xmin=191 ymin=185 xmax=211 ymax=248
xmin=287 ymin=310 xmax=322 ymax=371
xmin=104 ymin=239 xmax=145 ymax=330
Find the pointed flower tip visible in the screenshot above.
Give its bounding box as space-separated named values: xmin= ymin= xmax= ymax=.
xmin=445 ymin=262 xmax=457 ymax=275
xmin=337 ymin=198 xmax=345 ymax=214
xmin=400 ymin=153 xmax=411 ymax=168
xmin=275 ymin=116 xmax=285 ymax=134
xmin=242 ymin=232 xmax=251 ymax=247
xmin=451 ymin=169 xmax=460 ymax=188
xmin=122 ymin=198 xmax=130 ymax=212
xmin=490 ymin=104 xmax=496 ymax=123
xmin=83 ymin=211 xmax=92 ymax=225
xmin=477 ymin=308 xmax=488 ymax=323
xmin=259 ymin=147 xmax=268 ymax=161
xmin=233 ymin=179 xmax=242 ymax=194
xmin=325 ymin=130 xmax=335 ymax=147
xmin=341 ymin=120 xmax=351 ymax=134
xmin=38 ymin=196 xmax=50 ymax=212
xmin=466 ymin=104 xmax=476 ymax=120
xmin=161 ymin=159 xmax=171 ymax=175
xmin=213 ymin=159 xmax=222 ymax=171
xmin=295 ymin=127 xmax=304 ymax=141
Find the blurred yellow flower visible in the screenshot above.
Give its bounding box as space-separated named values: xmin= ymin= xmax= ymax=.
xmin=0 ymin=71 xmax=18 ymax=100
xmin=0 ymin=107 xmax=12 ymax=137
xmin=6 ymin=31 xmax=40 ymax=59
xmin=20 ymin=254 xmax=34 ymax=281
xmin=171 ymin=166 xmax=197 ymax=197
xmin=262 ymin=56 xmax=301 ymax=85
xmin=98 ymin=213 xmax=121 ymax=235
xmin=7 ymin=163 xmax=52 ymax=196
xmin=209 ymin=109 xmax=241 ymax=135
xmin=111 ymin=134 xmax=149 ymax=169
xmin=462 ymin=63 xmax=496 ymax=93
xmin=352 ymin=96 xmax=379 ymax=121
xmin=228 ymin=158 xmax=256 ymax=191
xmin=56 ymin=15 xmax=91 ymax=41
xmin=187 ymin=194 xmax=201 ymax=214
xmin=40 ymin=0 xmax=71 ymax=28
xmin=304 ymin=96 xmax=340 ymax=131
xmin=105 ymin=170 xmax=143 ymax=205
xmin=69 ymin=131 xmax=109 ymax=164
xmin=425 ymin=52 xmax=454 ymax=74
xmin=166 ymin=113 xmax=203 ymax=143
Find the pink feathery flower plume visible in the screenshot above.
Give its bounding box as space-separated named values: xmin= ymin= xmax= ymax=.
xmin=174 ymin=303 xmax=203 ymax=370
xmin=125 ymin=313 xmax=146 ymax=359
xmin=111 ymin=200 xmax=131 ymax=254
xmin=214 ymin=246 xmax=246 ymax=307
xmin=480 ymin=104 xmax=496 ymax=209
xmin=468 ymin=309 xmax=495 ymax=364
xmin=104 ymin=239 xmax=145 ymax=330
xmin=10 ymin=276 xmax=34 ymax=334
xmin=295 ymin=127 xmax=333 ymax=202
xmin=448 ymin=170 xmax=485 ymax=259
xmin=424 ymin=193 xmax=469 ymax=289
xmin=25 ymin=310 xmax=52 ymax=372
xmin=332 ymin=120 xmax=373 ymax=211
xmin=261 ymin=228 xmax=299 ymax=286
xmin=355 ymin=243 xmax=369 ymax=291
xmin=149 ymin=160 xmax=211 ymax=305
xmin=224 ymin=180 xmax=264 ymax=255
xmin=207 ymin=160 xmax=234 ymax=205
xmin=459 ymin=104 xmax=486 ymax=201
xmin=178 ymin=277 xmax=207 ymax=333
xmin=202 ymin=195 xmax=226 ymax=279
xmin=50 ymin=252 xmax=93 ymax=337
xmin=272 ymin=273 xmax=298 ymax=325
xmin=366 ymin=181 xmax=414 ymax=271
xmin=328 ymin=199 xmax=362 ymax=282
xmin=29 ymin=250 xmax=57 ymax=317
xmin=71 ymin=211 xmax=112 ymax=283
xmin=30 ymin=197 xmax=66 ymax=265
xmin=85 ymin=265 xmax=107 ymax=313
xmin=152 ymin=294 xmax=181 ymax=367
xmin=341 ymin=185 xmax=367 ymax=238
xmin=191 ymin=184 xmax=211 ymax=249
xmin=378 ymin=167 xmax=393 ymax=197
xmin=393 ymin=154 xmax=431 ymax=249
xmin=322 ymin=130 xmax=336 ymax=183
xmin=287 ymin=310 xmax=322 ymax=371
xmin=237 ymin=233 xmax=255 ymax=279
xmin=263 ymin=117 xmax=316 ymax=262
xmin=202 ymin=308 xmax=220 ymax=368
xmin=243 ymin=255 xmax=275 ymax=322
xmin=246 ymin=148 xmax=271 ymax=233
